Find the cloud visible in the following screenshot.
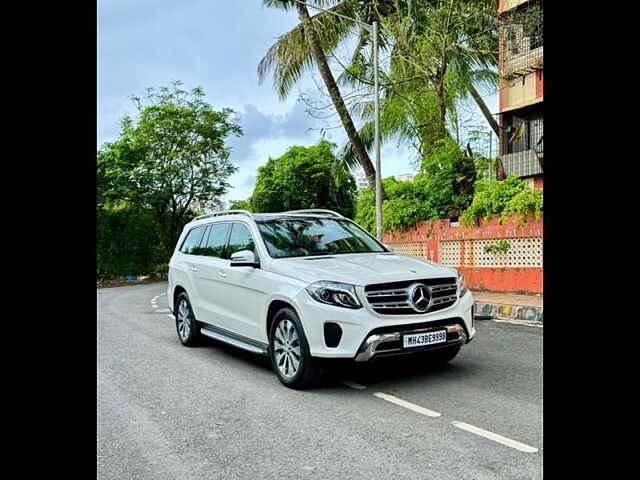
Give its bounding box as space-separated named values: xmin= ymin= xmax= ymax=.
xmin=227 ymin=100 xmax=320 ymax=166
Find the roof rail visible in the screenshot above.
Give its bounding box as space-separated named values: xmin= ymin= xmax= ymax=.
xmin=191 ymin=210 xmax=253 ymax=222
xmin=282 ymin=209 xmax=344 ymax=218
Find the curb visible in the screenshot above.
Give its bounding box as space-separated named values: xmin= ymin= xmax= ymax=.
xmin=474 ymin=301 xmax=543 ymax=324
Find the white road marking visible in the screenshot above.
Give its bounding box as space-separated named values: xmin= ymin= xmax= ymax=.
xmin=166 ymin=314 xmax=174 ymax=318
xmin=493 ymin=319 xmax=542 ymax=328
xmin=451 ymin=421 xmax=538 ymax=453
xmin=156 ymin=308 xmax=170 ymax=313
xmin=152 ymin=305 xmax=158 ymax=308
xmin=340 ymin=380 xmax=367 ymax=390
xmin=373 ymin=392 xmax=441 ymax=417
xmin=159 ymin=292 xmax=166 ymax=297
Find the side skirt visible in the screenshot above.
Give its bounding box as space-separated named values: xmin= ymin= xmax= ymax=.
xmin=200 ymin=324 xmax=269 ymax=356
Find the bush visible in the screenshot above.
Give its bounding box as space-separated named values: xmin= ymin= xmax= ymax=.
xmin=355 ymin=138 xmax=483 ymax=234
xmin=355 ymin=177 xmax=438 ymax=234
xmin=96 ymin=203 xmax=164 ymax=279
xmin=460 ymin=176 xmax=543 ymax=225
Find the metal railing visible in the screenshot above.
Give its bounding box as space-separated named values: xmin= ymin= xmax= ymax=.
xmin=191 ymin=210 xmax=253 ymax=222
xmin=282 ymin=209 xmax=345 ymax=218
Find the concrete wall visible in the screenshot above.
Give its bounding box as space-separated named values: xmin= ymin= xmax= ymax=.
xmin=383 ymin=214 xmax=543 ymax=294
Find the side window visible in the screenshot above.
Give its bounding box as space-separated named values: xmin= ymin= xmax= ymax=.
xmin=225 ymin=223 xmax=256 ymax=259
xmin=179 ymin=226 xmax=207 ymax=255
xmin=202 ymin=223 xmax=231 ymax=258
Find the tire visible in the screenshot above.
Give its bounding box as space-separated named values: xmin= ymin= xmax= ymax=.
xmin=174 ymin=292 xmax=202 ymax=347
xmin=269 ymin=307 xmax=320 ymax=389
xmin=429 ymin=345 xmax=460 ymax=365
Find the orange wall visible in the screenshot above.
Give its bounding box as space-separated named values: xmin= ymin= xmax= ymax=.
xmin=383 ymin=214 xmax=543 ymax=294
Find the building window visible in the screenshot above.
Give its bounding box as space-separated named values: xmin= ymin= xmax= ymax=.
xmin=502 ymin=106 xmax=543 ymax=155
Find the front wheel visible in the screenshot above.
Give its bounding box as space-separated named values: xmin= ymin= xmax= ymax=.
xmin=269 ymin=308 xmax=319 ymax=389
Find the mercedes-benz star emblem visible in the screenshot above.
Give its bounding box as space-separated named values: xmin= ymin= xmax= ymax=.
xmin=408 ymin=283 xmax=432 ymax=313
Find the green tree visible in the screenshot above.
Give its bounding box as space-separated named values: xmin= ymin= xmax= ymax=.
xmin=250 ymin=140 xmax=356 ymax=217
xmin=355 ymin=138 xmax=481 ymax=233
xmin=341 ymin=0 xmax=500 ymax=167
xmin=97 ymin=81 xmax=242 ymax=256
xmin=229 ymin=200 xmax=252 ymax=211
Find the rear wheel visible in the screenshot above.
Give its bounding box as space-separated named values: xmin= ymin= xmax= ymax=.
xmin=269 ymin=307 xmax=319 ymax=389
xmin=175 ymin=292 xmax=201 ymax=347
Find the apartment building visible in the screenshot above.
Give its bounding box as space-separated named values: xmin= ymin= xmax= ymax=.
xmin=498 ymin=0 xmax=543 ymax=189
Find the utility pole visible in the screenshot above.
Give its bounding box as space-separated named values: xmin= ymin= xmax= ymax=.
xmin=292 ymin=0 xmax=383 ymax=239
xmin=372 ymin=20 xmax=382 ymax=240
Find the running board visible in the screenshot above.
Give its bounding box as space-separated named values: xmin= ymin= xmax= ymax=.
xmin=200 ymin=327 xmax=268 ymax=356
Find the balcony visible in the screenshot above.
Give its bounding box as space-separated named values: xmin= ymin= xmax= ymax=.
xmin=503 ymin=45 xmax=543 ymax=79
xmin=500 ymin=150 xmax=542 ymax=178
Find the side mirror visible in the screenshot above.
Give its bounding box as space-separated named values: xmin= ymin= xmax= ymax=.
xmin=230 ymin=250 xmax=260 ymax=268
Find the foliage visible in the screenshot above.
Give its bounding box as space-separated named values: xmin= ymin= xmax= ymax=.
xmin=355 ymin=177 xmax=436 ymax=233
xmin=355 ymin=137 xmax=485 ymax=233
xmin=250 ymin=140 xmax=356 ymax=218
xmin=460 ymin=176 xmax=543 ymax=225
xmin=341 ymin=0 xmax=499 ymax=167
xmin=96 ymin=203 xmax=162 ymax=279
xmin=97 ymin=81 xmax=242 ymax=257
xmin=229 ymin=200 xmax=252 ymax=211
xmin=483 ymin=239 xmax=510 ymax=254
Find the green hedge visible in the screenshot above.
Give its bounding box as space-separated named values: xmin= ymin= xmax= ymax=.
xmin=460 ymin=176 xmax=543 ymax=225
xmin=97 ymin=204 xmax=165 ymax=279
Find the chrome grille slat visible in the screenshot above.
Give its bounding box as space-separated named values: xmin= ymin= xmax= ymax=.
xmin=366 ymin=289 xmax=408 ymax=298
xmin=365 ymin=278 xmax=458 ymax=315
xmin=368 ymin=302 xmax=413 ymax=309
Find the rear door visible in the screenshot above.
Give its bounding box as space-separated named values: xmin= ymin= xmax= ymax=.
xmin=191 ymin=222 xmax=232 ymax=328
xmin=173 ymin=225 xmax=209 ymax=319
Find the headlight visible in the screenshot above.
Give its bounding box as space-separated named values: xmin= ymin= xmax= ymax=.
xmin=458 ymin=272 xmax=469 ymax=298
xmin=306 ymin=281 xmax=362 ymax=309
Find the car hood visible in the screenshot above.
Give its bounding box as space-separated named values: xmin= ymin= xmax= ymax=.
xmin=267 ymin=253 xmax=457 ymax=286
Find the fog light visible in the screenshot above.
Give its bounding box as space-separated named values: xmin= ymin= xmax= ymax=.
xmin=324 ymin=322 xmax=342 ymax=348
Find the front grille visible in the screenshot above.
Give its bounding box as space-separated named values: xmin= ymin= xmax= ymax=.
xmin=364 ymin=277 xmax=457 ymax=315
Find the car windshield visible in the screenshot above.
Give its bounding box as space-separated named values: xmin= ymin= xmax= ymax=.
xmin=255 ymin=217 xmax=388 ymax=258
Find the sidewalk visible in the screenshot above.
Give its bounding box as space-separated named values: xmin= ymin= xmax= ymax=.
xmin=472 ymin=290 xmax=543 ymax=324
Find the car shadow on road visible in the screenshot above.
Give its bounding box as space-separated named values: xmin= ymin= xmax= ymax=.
xmin=183 ymin=334 xmax=479 ymax=391
xmin=325 ymin=355 xmax=479 ymax=389
xmin=197 ymin=335 xmax=273 ymax=371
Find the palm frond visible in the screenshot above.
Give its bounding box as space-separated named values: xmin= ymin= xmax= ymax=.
xmin=258 ymin=0 xmax=360 ymax=100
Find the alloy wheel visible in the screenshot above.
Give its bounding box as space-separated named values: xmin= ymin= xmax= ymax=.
xmin=177 ymin=299 xmax=192 ymax=341
xmin=273 ymin=318 xmax=301 ymax=378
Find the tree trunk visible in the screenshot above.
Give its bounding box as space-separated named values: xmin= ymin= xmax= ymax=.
xmin=468 ymin=84 xmax=505 ymax=179
xmin=468 ymin=84 xmax=499 ymax=136
xmin=296 ymin=3 xmax=387 ymax=199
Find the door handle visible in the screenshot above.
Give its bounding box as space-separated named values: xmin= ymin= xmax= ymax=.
xmin=190 ymin=266 xmax=198 ymax=272
xmin=218 ymin=270 xmax=227 ymax=278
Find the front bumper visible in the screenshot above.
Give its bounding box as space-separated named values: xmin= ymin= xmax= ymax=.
xmin=354 ymin=322 xmax=467 ymax=362
xmin=295 ymin=288 xmax=475 ymax=361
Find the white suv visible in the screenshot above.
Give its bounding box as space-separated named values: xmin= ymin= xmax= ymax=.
xmin=168 ymin=209 xmax=475 ymax=389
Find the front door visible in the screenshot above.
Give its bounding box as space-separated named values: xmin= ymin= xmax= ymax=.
xmin=215 ymin=222 xmax=269 ymax=340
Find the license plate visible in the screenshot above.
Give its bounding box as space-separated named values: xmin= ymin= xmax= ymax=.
xmin=403 ymin=330 xmax=447 ymax=349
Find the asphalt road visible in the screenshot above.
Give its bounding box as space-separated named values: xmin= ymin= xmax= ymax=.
xmin=98 ymin=282 xmax=542 ymax=480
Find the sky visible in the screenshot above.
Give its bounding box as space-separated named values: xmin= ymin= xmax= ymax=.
xmin=98 ymin=0 xmax=498 ymax=203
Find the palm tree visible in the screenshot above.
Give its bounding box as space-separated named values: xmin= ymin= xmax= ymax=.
xmin=339 ymin=0 xmax=504 ymax=176
xmin=259 ymin=1 xmax=503 ymax=186
xmin=259 ymin=0 xmax=387 ymax=198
